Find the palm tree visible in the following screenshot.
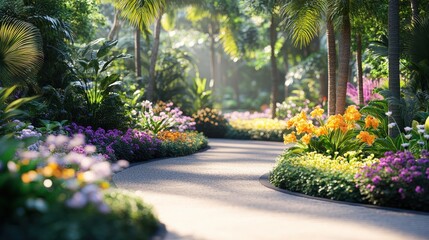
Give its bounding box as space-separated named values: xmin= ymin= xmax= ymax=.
xmin=335 ymin=1 xmax=351 ymax=114
xmin=388 ymin=0 xmax=401 ymax=137
xmin=109 ymin=0 xmax=165 ymax=100
xmin=0 ymin=17 xmax=43 ymax=87
xmin=282 ymin=0 xmax=337 ymax=115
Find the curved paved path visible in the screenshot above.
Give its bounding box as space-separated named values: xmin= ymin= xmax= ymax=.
xmin=113 ymin=139 xmax=429 ymax=240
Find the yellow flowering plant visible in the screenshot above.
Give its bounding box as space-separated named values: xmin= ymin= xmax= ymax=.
xmin=284 ymin=105 xmax=379 ymax=159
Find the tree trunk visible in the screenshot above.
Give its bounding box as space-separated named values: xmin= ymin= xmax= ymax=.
xmin=134 ymin=27 xmax=142 ymax=80
xmin=388 ymin=0 xmax=402 ymax=137
xmin=320 ymin=70 xmax=328 ymax=101
xmin=209 ymin=20 xmax=218 ymax=95
xmin=326 ymin=18 xmax=337 ymax=116
xmin=356 ymin=32 xmax=364 ymax=105
xmin=410 ymin=0 xmax=419 ymax=24
xmin=336 ymin=12 xmax=351 ymax=114
xmin=108 ymin=9 xmax=121 ymax=40
xmin=270 ymin=14 xmax=280 ymax=119
xmin=282 ymin=43 xmax=289 ymax=100
xmin=147 ymin=9 xmax=163 ymax=102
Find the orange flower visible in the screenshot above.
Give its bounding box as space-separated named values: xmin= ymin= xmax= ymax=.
xmin=356 ymin=131 xmax=376 ymax=146
xmin=310 ymin=106 xmax=324 ymax=118
xmin=21 ymin=170 xmax=38 ymax=183
xmin=283 ymin=132 xmax=297 ymax=144
xmin=315 ymin=127 xmax=328 ymax=136
xmin=365 ymin=115 xmax=380 ymax=129
xmin=344 ymin=105 xmax=361 ymax=122
xmin=295 ymin=120 xmax=315 ymax=135
xmin=301 ymin=134 xmax=312 ymax=144
xmin=286 ymin=111 xmax=307 ymax=129
xmin=326 ymin=114 xmax=345 ymax=130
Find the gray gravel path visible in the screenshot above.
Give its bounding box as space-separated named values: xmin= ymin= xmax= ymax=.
xmin=113 ymin=139 xmax=429 ymax=240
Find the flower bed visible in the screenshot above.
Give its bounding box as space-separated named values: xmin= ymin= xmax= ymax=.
xmin=271 ymin=104 xmax=429 ymax=211
xmin=65 ymin=123 xmax=208 ymax=163
xmin=226 ymin=118 xmax=288 ymax=141
xmin=0 ymin=135 xmax=159 ymax=239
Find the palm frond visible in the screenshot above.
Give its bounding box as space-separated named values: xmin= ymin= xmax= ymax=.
xmin=0 ymin=17 xmax=43 ymax=86
xmin=219 ymin=26 xmax=240 ymax=59
xmin=112 ymin=0 xmax=165 ymax=29
xmin=281 ymin=1 xmax=323 ymax=48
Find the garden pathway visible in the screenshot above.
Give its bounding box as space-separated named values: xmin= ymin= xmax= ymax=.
xmin=113 ymin=139 xmax=429 ymax=240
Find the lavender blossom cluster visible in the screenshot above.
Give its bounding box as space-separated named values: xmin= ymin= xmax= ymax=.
xmin=355 ymin=150 xmax=429 ymax=210
xmin=65 ymin=123 xmax=161 ymax=162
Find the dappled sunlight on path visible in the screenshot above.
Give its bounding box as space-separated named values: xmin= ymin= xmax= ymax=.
xmin=113 ymin=139 xmax=429 ymax=240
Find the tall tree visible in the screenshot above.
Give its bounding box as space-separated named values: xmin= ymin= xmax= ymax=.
xmin=356 ymin=31 xmax=364 ymax=105
xmin=110 ymin=0 xmax=165 ymax=99
xmin=388 ymin=0 xmax=401 ymax=137
xmin=282 ymin=0 xmax=338 ymax=115
xmin=245 ymin=0 xmax=283 ymax=118
xmin=335 ymin=1 xmax=351 ymax=114
xmin=147 ymin=9 xmax=163 ymax=101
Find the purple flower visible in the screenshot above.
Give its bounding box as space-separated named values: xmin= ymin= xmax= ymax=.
xmin=415 ymin=186 xmax=424 ymax=194
xmin=372 ymin=176 xmax=382 ymax=185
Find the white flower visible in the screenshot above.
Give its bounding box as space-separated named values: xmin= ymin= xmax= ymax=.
xmin=424 ymin=134 xmax=429 ymax=139
xmin=401 ymin=143 xmax=410 ymax=148
xmin=90 ymin=161 xmax=112 ymax=179
xmin=405 ymin=134 xmax=412 ymax=140
xmin=82 ymin=171 xmax=97 ymax=183
xmin=404 ymin=126 xmax=413 ymax=132
xmin=388 ymin=123 xmax=397 ymax=128
xmin=385 ymin=111 xmax=392 ymax=117
xmin=68 ymin=134 xmax=85 ymax=148
xmin=7 ymin=161 xmax=17 ymax=173
xmin=418 ymin=129 xmax=425 ymax=134
xmin=417 ymin=141 xmax=425 ymax=145
xmin=417 ymin=124 xmax=425 ymax=129
xmin=84 ymin=145 xmax=97 ymax=154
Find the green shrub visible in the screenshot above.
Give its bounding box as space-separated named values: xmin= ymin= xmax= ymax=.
xmin=157 ymin=131 xmax=208 ymax=157
xmin=270 ymin=152 xmax=377 ymax=202
xmin=193 ymin=108 xmax=229 ymax=138
xmin=1 ymin=189 xmax=158 ymax=240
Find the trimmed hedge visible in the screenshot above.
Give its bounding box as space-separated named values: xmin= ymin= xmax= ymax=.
xmin=270 ymin=152 xmax=375 ymax=202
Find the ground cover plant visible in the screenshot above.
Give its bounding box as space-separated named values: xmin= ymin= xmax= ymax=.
xmin=271 ymin=104 xmax=429 ymax=211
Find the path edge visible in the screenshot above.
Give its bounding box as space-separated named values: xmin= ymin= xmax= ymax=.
xmin=259 ymin=172 xmax=429 ymax=216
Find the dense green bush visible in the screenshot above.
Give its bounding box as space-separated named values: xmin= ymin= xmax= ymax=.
xmin=270 ymin=152 xmax=376 ymax=202
xmin=193 ymin=108 xmax=229 ymax=138
xmin=1 ymin=189 xmax=158 ymax=240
